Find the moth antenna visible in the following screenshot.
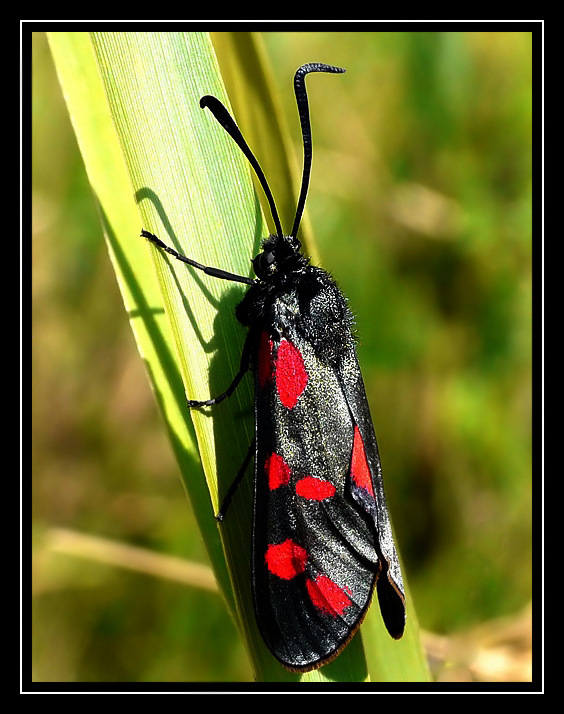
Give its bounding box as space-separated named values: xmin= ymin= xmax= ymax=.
xmin=290 ymin=63 xmax=346 ymax=242
xmin=200 ymin=95 xmax=284 ymax=241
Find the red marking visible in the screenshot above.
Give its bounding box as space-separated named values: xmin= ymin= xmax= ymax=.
xmin=351 ymin=425 xmax=375 ymax=497
xmin=275 ymin=338 xmax=308 ymax=409
xmin=265 ymin=452 xmax=291 ymax=490
xmin=296 ymin=476 xmax=336 ymax=501
xmin=258 ymin=330 xmax=272 ymax=388
xmin=265 ymin=539 xmax=308 ymax=580
xmin=306 ymin=575 xmax=352 ymax=616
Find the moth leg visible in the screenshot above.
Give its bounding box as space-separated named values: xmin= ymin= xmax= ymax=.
xmin=187 ymin=365 xmax=246 ymax=407
xmin=142 ymin=230 xmax=255 ymax=285
xmin=188 ymin=330 xmax=254 ymax=407
xmin=215 ymin=437 xmax=255 ymax=521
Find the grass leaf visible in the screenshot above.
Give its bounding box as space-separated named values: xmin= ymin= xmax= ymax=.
xmin=47 ymin=30 xmax=429 ymax=683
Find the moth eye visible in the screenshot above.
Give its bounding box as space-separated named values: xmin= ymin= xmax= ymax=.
xmin=261 ymin=250 xmax=275 ymax=270
xmin=254 ymin=249 xmax=276 ymax=278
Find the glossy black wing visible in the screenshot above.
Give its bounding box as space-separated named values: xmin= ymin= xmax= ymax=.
xmin=251 ymin=317 xmax=404 ymax=671
xmin=338 ymin=341 xmax=406 ymax=639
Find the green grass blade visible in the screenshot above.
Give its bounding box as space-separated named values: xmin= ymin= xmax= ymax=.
xmin=47 ymin=27 xmax=248 ymax=649
xmin=47 ymin=30 xmax=429 ymax=683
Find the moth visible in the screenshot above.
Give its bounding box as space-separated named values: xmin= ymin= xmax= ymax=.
xmin=142 ymin=63 xmax=405 ymax=671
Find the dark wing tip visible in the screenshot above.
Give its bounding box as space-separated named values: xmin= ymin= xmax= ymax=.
xmin=376 ymin=572 xmax=406 ymax=639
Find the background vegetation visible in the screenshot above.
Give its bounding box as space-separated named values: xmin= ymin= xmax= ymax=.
xmin=32 ymin=30 xmax=533 ymax=683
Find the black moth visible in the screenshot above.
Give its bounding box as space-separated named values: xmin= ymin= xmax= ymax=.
xmin=142 ymin=63 xmax=406 ymax=672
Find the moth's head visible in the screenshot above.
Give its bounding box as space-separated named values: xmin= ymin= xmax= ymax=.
xmin=252 ymin=233 xmax=306 ymax=280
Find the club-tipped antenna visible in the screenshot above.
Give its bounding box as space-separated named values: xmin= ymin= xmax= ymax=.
xmin=200 ymin=95 xmax=284 ymax=241
xmin=290 ymin=63 xmax=346 ymax=241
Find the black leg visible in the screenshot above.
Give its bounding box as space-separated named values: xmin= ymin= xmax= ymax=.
xmin=142 ymin=230 xmax=256 ymax=286
xmin=188 ymin=363 xmax=247 ymax=407
xmin=188 ymin=329 xmax=254 ymax=408
xmin=215 ymin=438 xmax=255 ymax=521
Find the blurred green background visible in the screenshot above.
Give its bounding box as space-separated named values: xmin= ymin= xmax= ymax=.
xmin=32 ymin=30 xmax=532 ymax=683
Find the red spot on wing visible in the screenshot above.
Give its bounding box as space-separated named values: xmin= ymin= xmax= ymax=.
xmin=351 ymin=425 xmax=375 ymax=497
xmin=265 ymin=539 xmax=308 ymax=580
xmin=275 ymin=338 xmax=308 ymax=409
xmin=258 ymin=330 xmax=273 ymax=387
xmin=306 ymin=574 xmax=352 ymax=616
xmin=296 ymin=476 xmax=336 ymax=501
xmin=265 ymin=452 xmax=291 ymax=490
